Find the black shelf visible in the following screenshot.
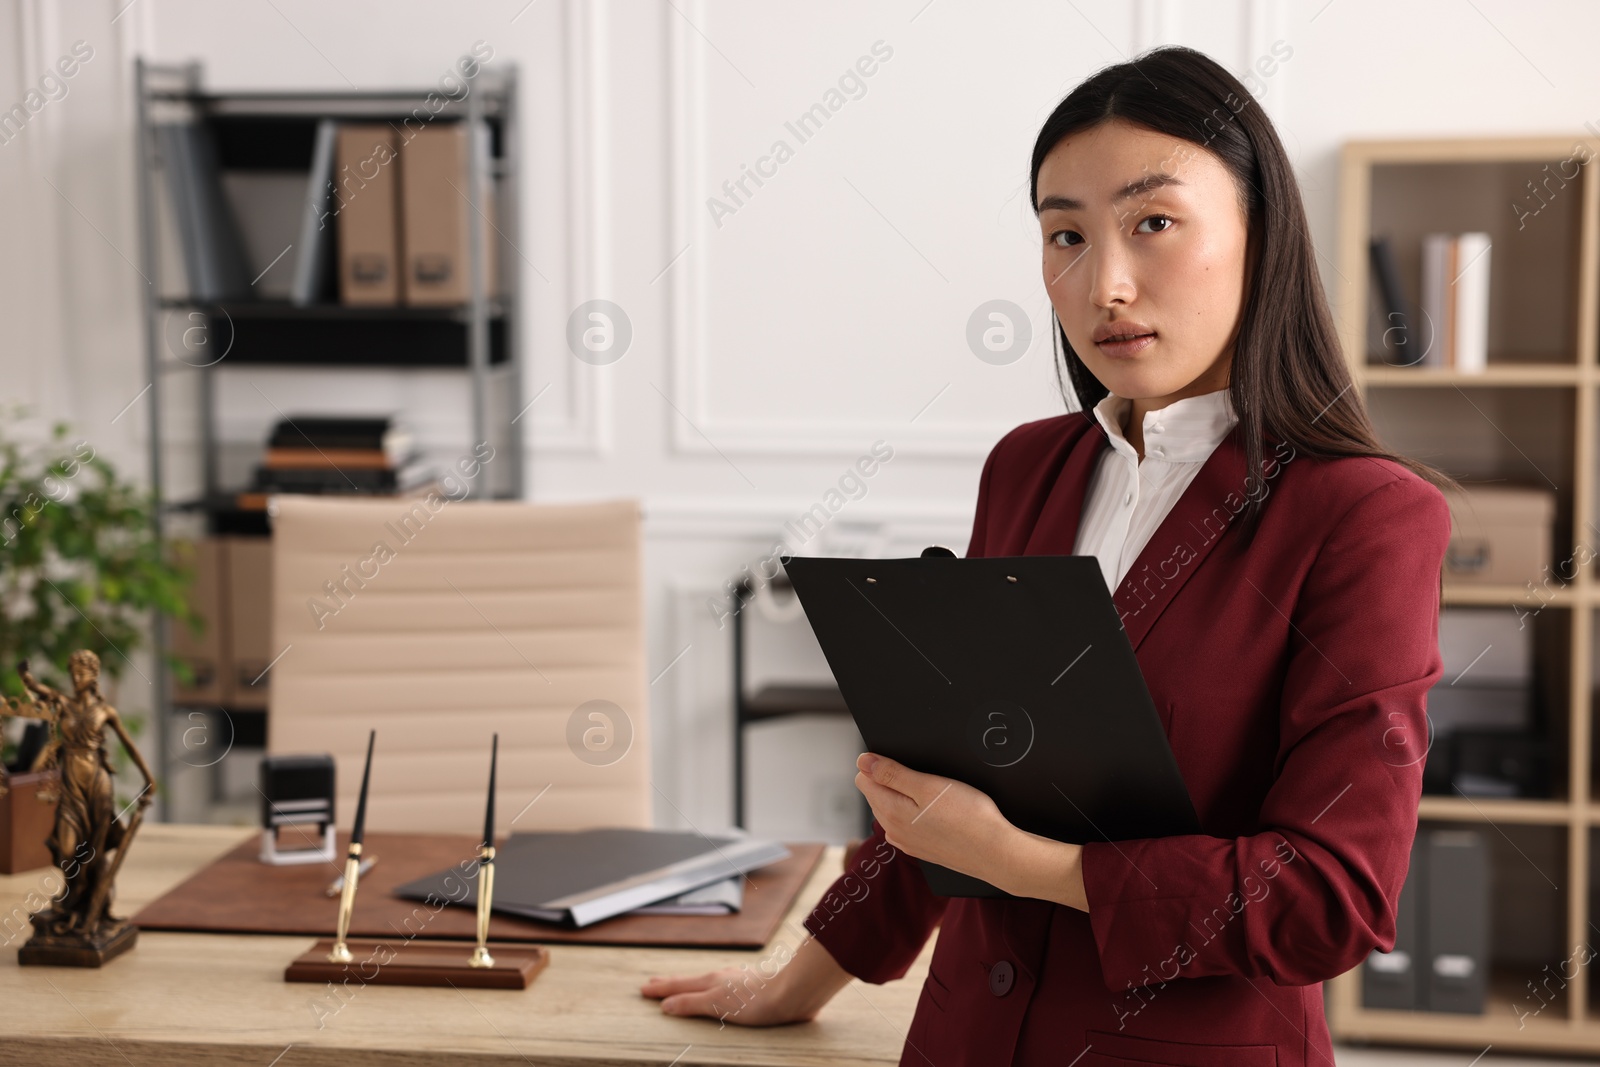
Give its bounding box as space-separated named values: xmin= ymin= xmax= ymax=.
xmin=160 ymin=298 xmax=506 ymax=318
xmin=203 ymin=111 xmax=506 ymax=170
xmin=161 ymin=302 xmax=508 ymax=367
xmin=150 ymin=88 xmax=512 ymax=115
xmin=732 ymin=575 xmax=869 ymax=835
xmin=743 ymin=684 xmax=849 ymax=723
xmin=164 ymin=490 xmax=444 ymax=536
xmin=160 ymin=492 xmax=268 ymax=536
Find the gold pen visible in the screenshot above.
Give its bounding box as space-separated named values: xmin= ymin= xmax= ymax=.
xmin=328 ymin=729 xmax=375 ymax=965
xmin=469 ymin=733 xmax=498 ymax=969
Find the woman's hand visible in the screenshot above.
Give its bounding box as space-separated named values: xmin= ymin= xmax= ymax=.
xmin=640 ymin=934 xmax=853 ymax=1027
xmin=853 ymin=752 xmax=1016 ymax=883
xmin=855 ymin=752 xmax=1089 ymax=910
xmin=640 ymin=966 xmax=815 ymax=1028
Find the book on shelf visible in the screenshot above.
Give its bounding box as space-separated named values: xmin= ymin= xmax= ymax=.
xmin=236 ymin=467 xmax=442 ymax=510
xmin=267 ymin=416 xmax=413 ymax=461
xmin=1420 ymin=232 xmax=1490 ymax=372
xmin=250 ymin=416 xmax=434 ymax=497
xmin=1452 ymin=232 xmax=1490 ymax=373
xmin=262 ymin=447 xmax=394 ymax=470
xmin=290 ymin=118 xmax=339 ymax=307
xmin=251 ymin=466 xmax=411 ymax=494
xmin=249 ymin=460 xmax=437 ymax=493
xmin=1368 ymin=235 xmax=1417 ymax=366
xmin=1419 ymin=235 xmax=1450 ymax=369
xmin=156 ymin=121 xmax=253 ymax=301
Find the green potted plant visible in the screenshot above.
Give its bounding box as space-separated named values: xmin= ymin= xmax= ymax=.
xmin=0 ymin=411 xmax=196 ymax=873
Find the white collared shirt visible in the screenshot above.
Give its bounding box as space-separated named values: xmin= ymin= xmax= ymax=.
xmin=1073 ymin=387 xmax=1239 ymax=593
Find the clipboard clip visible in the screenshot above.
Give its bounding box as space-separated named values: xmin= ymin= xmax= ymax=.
xmin=920 ymin=544 xmax=1017 ymax=582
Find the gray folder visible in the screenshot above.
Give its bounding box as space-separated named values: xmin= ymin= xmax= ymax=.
xmin=1363 ymin=836 xmax=1423 ymax=1010
xmin=1423 ymin=828 xmax=1489 ymax=1013
xmin=392 ymin=828 xmax=789 ymax=928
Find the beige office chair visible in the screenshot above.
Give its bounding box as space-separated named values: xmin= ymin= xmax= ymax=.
xmin=267 ymin=495 xmax=649 ymax=835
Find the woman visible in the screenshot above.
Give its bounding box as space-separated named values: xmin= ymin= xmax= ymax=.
xmin=644 ymin=45 xmax=1455 ymax=1066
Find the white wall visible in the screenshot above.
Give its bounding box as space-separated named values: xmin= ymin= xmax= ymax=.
xmin=4 ymin=0 xmax=1598 ymax=840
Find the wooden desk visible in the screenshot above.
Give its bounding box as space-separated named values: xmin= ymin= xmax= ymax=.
xmin=1 ymin=825 xmax=933 ymax=1066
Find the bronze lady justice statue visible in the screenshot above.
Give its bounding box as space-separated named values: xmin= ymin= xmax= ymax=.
xmin=2 ymin=651 xmax=156 ymax=964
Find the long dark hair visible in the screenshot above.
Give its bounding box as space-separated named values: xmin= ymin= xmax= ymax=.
xmin=1030 ymin=45 xmax=1459 ymax=544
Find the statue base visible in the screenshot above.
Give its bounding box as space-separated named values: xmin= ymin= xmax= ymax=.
xmin=18 ymin=910 xmax=139 ymax=968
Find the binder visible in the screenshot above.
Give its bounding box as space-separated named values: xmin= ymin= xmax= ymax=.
xmin=168 ymin=537 xmax=225 ymax=705
xmin=1421 ymin=234 xmax=1452 ymax=368
xmin=392 ymin=828 xmax=789 ymax=928
xmin=335 ymin=125 xmax=401 ymax=305
xmin=223 ymin=536 xmax=272 ymax=710
xmin=781 ymin=552 xmax=1199 ymax=898
xmin=1368 ymin=235 xmax=1415 ymax=365
xmin=1362 ymin=836 xmax=1423 ymax=1009
xmin=1423 ymin=828 xmax=1489 ymax=1013
xmin=290 ymin=118 xmax=338 ymax=306
xmin=156 ymin=122 xmax=252 ymax=300
xmin=633 ymin=876 xmax=742 ymax=915
xmin=399 ymin=122 xmax=497 ymax=305
xmin=1453 ymin=233 xmax=1491 ymax=373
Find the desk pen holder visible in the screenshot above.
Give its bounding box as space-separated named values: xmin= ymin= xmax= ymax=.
xmin=284 ymin=843 xmax=548 ymax=990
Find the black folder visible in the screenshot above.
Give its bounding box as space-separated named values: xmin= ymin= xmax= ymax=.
xmin=1363 ymin=835 xmax=1422 ymax=1009
xmin=782 ymin=551 xmax=1199 ymax=898
xmin=391 ymin=829 xmax=790 ymax=928
xmin=1421 ymin=828 xmax=1488 ymax=1013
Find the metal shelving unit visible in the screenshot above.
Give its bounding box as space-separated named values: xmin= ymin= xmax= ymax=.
xmin=132 ymin=58 xmax=524 ymax=821
xmin=730 ymin=574 xmax=871 ymax=837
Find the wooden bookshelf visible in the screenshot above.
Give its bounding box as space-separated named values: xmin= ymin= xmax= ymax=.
xmin=1327 ymin=135 xmax=1600 ymax=1053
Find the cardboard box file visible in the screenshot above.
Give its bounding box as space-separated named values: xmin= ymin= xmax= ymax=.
xmin=224 ymin=536 xmax=273 ymax=710
xmin=1441 ymin=486 xmax=1554 ymax=587
xmin=0 ymin=770 xmax=58 ymax=874
xmin=1436 ymin=607 xmax=1531 ymax=683
xmin=399 ymin=122 xmax=497 ymax=305
xmin=335 ymin=125 xmax=401 ymax=305
xmin=169 ymin=537 xmax=225 ymax=705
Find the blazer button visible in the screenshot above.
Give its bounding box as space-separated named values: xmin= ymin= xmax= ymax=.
xmin=989 ymin=960 xmax=1015 ymax=997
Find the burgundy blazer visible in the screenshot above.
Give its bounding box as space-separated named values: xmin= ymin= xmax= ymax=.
xmin=803 ymin=409 xmax=1451 ymax=1067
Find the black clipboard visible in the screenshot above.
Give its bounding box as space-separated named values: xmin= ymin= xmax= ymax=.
xmin=781 ymin=550 xmax=1200 ymax=898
